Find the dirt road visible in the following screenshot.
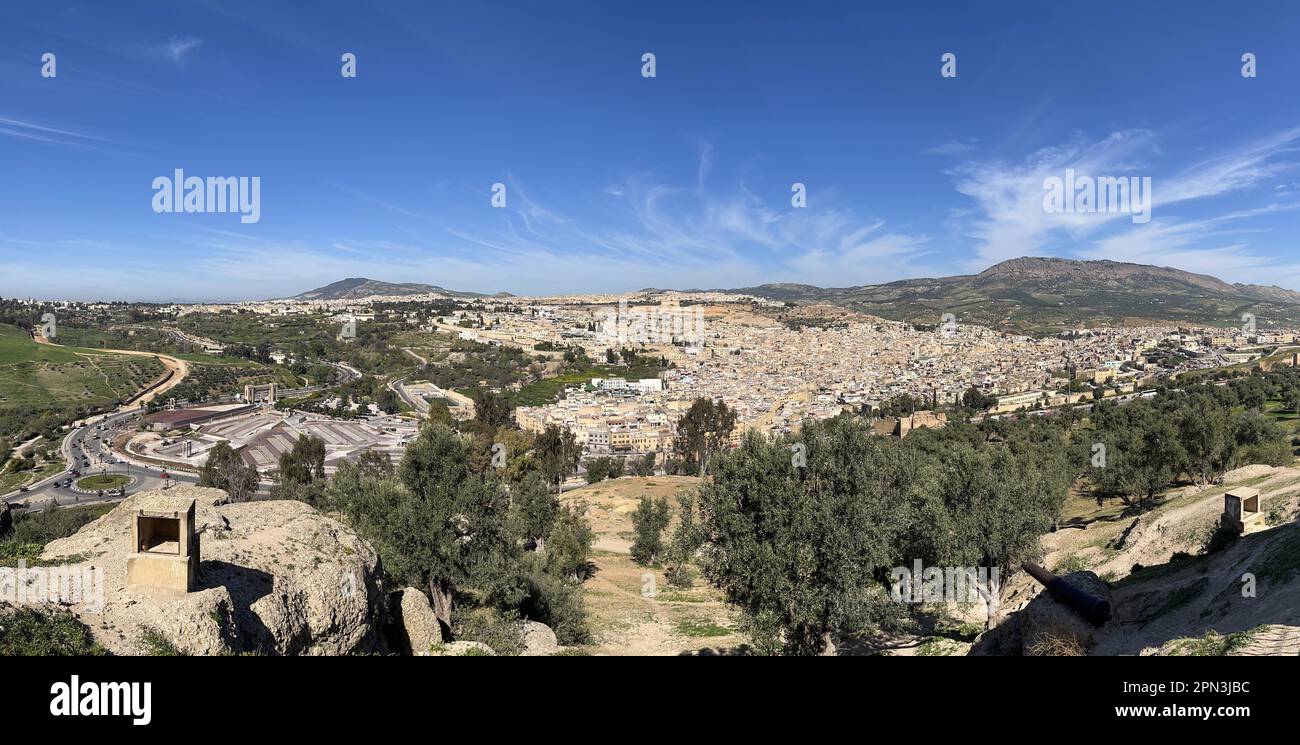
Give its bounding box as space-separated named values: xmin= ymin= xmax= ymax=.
xmin=34 ymin=331 xmax=190 ymax=409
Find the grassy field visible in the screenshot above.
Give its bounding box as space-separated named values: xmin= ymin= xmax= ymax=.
xmin=0 ymin=457 xmax=64 ymax=494
xmin=559 ymin=476 xmax=748 ymax=655
xmin=75 ymin=474 xmax=129 ymax=491
xmin=0 ymin=324 xmax=165 ymax=409
xmin=177 ymin=312 xmax=336 ymax=345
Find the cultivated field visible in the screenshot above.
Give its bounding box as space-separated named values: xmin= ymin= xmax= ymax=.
xmin=0 ymin=324 xmax=165 ymax=409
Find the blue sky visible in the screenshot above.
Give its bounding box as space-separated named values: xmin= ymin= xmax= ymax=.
xmin=2 ymin=1 xmax=1299 ymax=301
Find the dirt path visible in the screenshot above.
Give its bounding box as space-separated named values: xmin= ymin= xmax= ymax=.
xmin=561 ymin=476 xmax=748 ymax=655
xmin=1237 ymin=625 xmax=1300 ymax=655
xmin=1039 ymin=462 xmax=1300 ymax=656
xmin=34 ymin=331 xmax=189 ymax=409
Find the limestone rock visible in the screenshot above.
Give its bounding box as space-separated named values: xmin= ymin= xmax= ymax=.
xmin=971 ymin=570 xmax=1112 ymax=656
xmin=433 ymin=640 xmax=495 ymax=656
xmin=39 ymin=486 xmax=387 ymax=656
xmin=393 ymin=587 xmax=443 ymax=655
xmin=521 ymin=620 xmax=559 ymax=656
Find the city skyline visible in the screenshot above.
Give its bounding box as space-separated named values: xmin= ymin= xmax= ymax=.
xmin=3 ymin=2 xmax=1300 ymax=302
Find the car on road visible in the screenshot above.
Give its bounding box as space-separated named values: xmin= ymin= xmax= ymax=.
xmin=18 ymin=485 xmax=28 ymax=492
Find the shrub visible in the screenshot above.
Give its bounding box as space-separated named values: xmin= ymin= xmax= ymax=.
xmin=0 ymin=604 xmax=107 ymax=656
xmin=454 ymin=608 xmax=524 ymax=656
xmin=519 ymin=568 xmax=590 ymax=646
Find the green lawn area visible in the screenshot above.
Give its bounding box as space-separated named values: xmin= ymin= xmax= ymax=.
xmin=0 ymin=323 xmax=85 ymax=364
xmin=1264 ymin=399 xmax=1300 ymax=450
xmin=75 ymin=474 xmax=129 ymax=491
xmin=0 ymin=457 xmax=65 ymax=494
xmin=0 ymin=324 xmax=165 ymax=409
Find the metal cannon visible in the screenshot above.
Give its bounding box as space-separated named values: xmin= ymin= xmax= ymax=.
xmin=1022 ymin=562 xmax=1111 ymax=627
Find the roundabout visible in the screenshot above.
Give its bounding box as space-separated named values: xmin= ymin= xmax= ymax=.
xmin=74 ymin=474 xmax=131 ymax=492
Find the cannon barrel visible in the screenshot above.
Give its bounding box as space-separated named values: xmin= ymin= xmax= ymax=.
xmin=1022 ymin=562 xmax=1111 ymax=627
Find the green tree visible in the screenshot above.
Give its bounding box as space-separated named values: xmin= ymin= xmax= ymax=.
xmin=629 ymin=495 xmax=671 ymax=566
xmin=473 ymin=390 xmax=513 ymax=430
xmin=533 ymin=425 xmax=580 ymax=491
xmin=509 ymin=472 xmax=558 ymax=549
xmin=961 ymin=386 xmax=994 ymax=412
xmin=672 ymin=398 xmax=737 ymax=477
xmin=330 ymin=422 xmax=515 ymax=631
xmin=278 ymin=434 xmax=325 ymax=485
xmin=376 ymin=388 xmax=400 ymax=414
xmin=583 ymin=457 xmax=609 ymax=484
xmin=355 ymin=449 xmax=394 ymax=480
xmin=1286 ymin=387 xmax=1300 ymax=418
xmin=544 ymin=502 xmax=594 ymax=580
xmin=664 ymin=493 xmax=700 ymax=588
xmin=1177 ymin=395 xmax=1234 ymax=485
xmin=198 ymin=441 xmax=260 ymax=502
xmin=633 ymin=452 xmax=656 ymax=477
xmin=693 ymin=419 xmax=911 ymax=655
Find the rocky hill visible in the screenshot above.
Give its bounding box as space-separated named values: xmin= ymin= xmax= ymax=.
xmin=38 ymin=486 xmax=388 ymax=655
xmin=284 ymin=277 xmax=485 ymax=301
xmin=976 ymin=463 xmax=1300 ymax=656
xmin=732 ymin=257 xmax=1300 ymax=334
xmin=20 ymin=486 xmax=559 ymax=656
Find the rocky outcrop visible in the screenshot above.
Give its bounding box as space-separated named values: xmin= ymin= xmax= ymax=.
xmin=391 ymin=587 xmax=443 ymax=655
xmin=40 ymin=486 xmax=388 ymax=656
xmin=972 ymin=571 xmax=1112 ymax=656
xmin=432 ymin=641 xmax=495 ymax=656
xmin=521 ymin=620 xmax=559 ymax=656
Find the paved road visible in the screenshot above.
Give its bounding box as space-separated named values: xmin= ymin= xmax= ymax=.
xmin=2 ymin=408 xmax=203 ymax=511
xmin=388 ymin=376 xmax=430 ymax=417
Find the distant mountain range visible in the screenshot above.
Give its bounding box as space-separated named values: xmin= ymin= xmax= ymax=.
xmin=283 ymin=278 xmax=491 ymax=301
xmin=284 ymin=258 xmax=1300 ymax=334
xmin=725 ymin=257 xmax=1300 ymax=333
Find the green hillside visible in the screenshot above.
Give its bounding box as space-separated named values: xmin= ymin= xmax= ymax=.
xmin=737 ymin=257 xmax=1300 ymax=334
xmin=0 ymin=324 xmax=165 ymax=408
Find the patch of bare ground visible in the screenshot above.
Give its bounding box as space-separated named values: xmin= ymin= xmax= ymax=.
xmin=561 ymin=476 xmax=749 ymax=656
xmin=995 ymin=463 xmax=1300 ymax=655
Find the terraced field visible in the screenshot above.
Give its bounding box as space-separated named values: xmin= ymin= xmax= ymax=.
xmin=0 ymin=324 xmax=165 ymax=409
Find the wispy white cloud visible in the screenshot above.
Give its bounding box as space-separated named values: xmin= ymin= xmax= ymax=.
xmin=163 ymin=36 xmax=202 ymax=63
xmin=411 ymin=145 xmax=936 ymax=291
xmin=0 ymin=115 xmax=115 ymax=149
xmin=943 ymin=126 xmax=1300 ymax=282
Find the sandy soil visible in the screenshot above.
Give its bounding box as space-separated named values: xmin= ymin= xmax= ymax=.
xmin=562 ymin=476 xmax=751 ymax=656
xmin=1032 ymin=463 xmax=1300 ymax=655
